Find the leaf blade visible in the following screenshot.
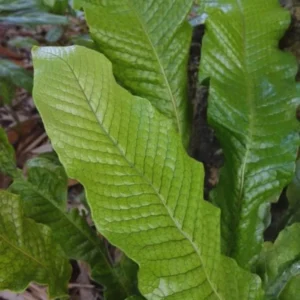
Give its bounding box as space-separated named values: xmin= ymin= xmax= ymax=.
xmin=0 ymin=128 xmax=20 ymax=178
xmin=32 ymin=45 xmax=262 ymax=300
xmin=0 ymin=190 xmax=71 ymax=298
xmin=257 ymin=223 xmax=300 ymax=299
xmin=199 ymin=0 xmax=299 ymax=268
xmin=279 ymin=275 xmax=300 ymax=300
xmin=10 ymin=154 xmax=138 ymax=300
xmin=74 ymin=0 xmax=193 ymax=146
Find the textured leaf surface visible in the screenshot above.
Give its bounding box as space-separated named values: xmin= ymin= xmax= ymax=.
xmin=199 ymin=0 xmax=299 ymax=268
xmin=10 ymin=154 xmax=138 ymax=300
xmin=32 ymin=45 xmax=262 ymax=300
xmin=0 ymin=190 xmax=71 ymax=298
xmin=0 ymin=127 xmax=20 ymax=178
xmin=279 ymin=275 xmax=300 ymax=300
xmin=256 ymin=223 xmax=300 ymax=299
xmin=74 ymin=0 xmax=193 ymax=146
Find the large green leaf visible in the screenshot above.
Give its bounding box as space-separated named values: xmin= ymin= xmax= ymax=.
xmin=32 ymin=45 xmax=262 ymax=300
xmin=10 ymin=154 xmax=138 ymax=300
xmin=0 ymin=190 xmax=71 ymax=298
xmin=74 ymin=0 xmax=193 ymax=146
xmin=199 ymin=0 xmax=299 ymax=268
xmin=256 ymin=223 xmax=300 ymax=299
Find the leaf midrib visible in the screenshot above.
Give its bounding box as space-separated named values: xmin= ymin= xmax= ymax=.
xmin=126 ymin=0 xmax=182 ymax=136
xmin=0 ymin=230 xmax=46 ymax=268
xmin=232 ymin=0 xmax=255 ymax=256
xmin=53 ymin=54 xmax=223 ymax=299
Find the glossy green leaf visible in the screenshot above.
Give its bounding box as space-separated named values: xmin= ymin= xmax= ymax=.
xmin=74 ymin=0 xmax=193 ymax=146
xmin=191 ymin=0 xmax=229 ymax=24
xmin=0 ymin=190 xmax=71 ymax=298
xmin=279 ymin=275 xmax=300 ymax=300
xmin=199 ymin=0 xmax=299 ymax=268
xmin=256 ymin=223 xmax=300 ymax=299
xmin=0 ymin=127 xmax=20 ymax=178
xmin=43 ymin=0 xmax=57 ymax=7
xmin=10 ymin=154 xmax=138 ymax=299
xmin=32 ymin=45 xmax=262 ymax=300
xmin=0 ymin=60 xmax=32 ymax=92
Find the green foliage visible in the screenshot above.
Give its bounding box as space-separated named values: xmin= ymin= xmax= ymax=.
xmin=0 ymin=127 xmax=138 ymax=299
xmin=1 ymin=0 xmax=299 ymax=299
xmin=0 ymin=0 xmax=68 ymax=25
xmin=0 ymin=190 xmax=71 ymax=298
xmin=7 ymin=36 xmax=39 ymax=49
xmin=198 ymin=0 xmax=299 ymax=269
xmin=0 ymin=128 xmax=20 ymax=178
xmin=0 ymin=60 xmax=33 ymax=105
xmin=279 ymin=276 xmax=300 ymax=300
xmin=126 ymin=296 xmax=146 ymax=300
xmin=45 ymin=26 xmax=64 ymax=43
xmin=10 ymin=154 xmax=139 ymax=299
xmin=286 ymin=159 xmax=300 ymax=224
xmin=0 ymin=60 xmax=33 ymax=92
xmin=43 ymin=0 xmax=68 ymax=14
xmin=0 ymin=80 xmax=14 ymax=105
xmin=0 ymin=0 xmax=71 ymax=105
xmin=74 ymin=0 xmax=193 ymax=146
xmin=71 ymin=34 xmax=97 ymax=50
xmin=32 ymin=45 xmax=262 ymax=300
xmin=257 ymin=223 xmax=300 ymax=299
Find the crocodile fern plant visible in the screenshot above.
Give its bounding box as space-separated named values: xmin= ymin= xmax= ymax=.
xmin=1 ymin=0 xmax=300 ymax=299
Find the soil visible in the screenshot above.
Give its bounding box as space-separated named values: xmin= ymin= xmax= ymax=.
xmin=188 ymin=24 xmax=223 ymax=200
